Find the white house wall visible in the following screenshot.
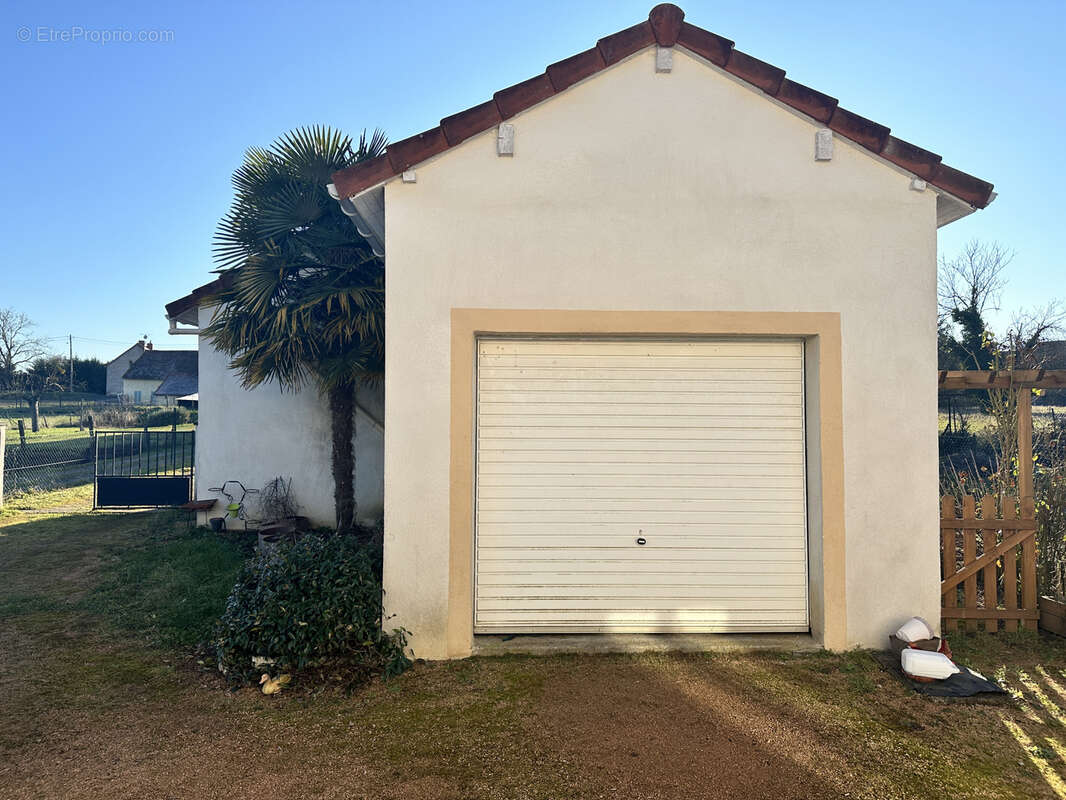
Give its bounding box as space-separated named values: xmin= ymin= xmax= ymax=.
xmin=195 ymin=304 xmax=384 ymax=527
xmin=121 ymin=378 xmax=165 ymax=405
xmin=382 ymin=46 xmax=940 ymax=657
xmin=106 ymin=344 xmax=143 ymax=395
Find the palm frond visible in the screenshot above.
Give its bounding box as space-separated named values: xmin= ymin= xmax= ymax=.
xmin=206 ymin=124 xmax=389 ymax=392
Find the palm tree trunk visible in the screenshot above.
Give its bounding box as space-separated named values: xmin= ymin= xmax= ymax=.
xmin=328 ymin=380 xmax=356 ymax=532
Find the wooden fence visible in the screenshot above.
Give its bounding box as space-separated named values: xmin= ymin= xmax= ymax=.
xmin=940 ymin=494 xmax=1038 ymax=632
xmin=936 ymin=369 xmax=1064 ymax=633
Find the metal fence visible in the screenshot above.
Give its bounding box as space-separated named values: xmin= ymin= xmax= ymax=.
xmin=1 ymin=426 xmax=196 ymax=501
xmin=93 ymin=429 xmax=194 ymax=508
xmin=3 ymin=435 xmax=96 ymax=497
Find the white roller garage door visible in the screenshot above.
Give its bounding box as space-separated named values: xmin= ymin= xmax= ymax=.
xmin=474 ymin=337 xmax=808 ymax=633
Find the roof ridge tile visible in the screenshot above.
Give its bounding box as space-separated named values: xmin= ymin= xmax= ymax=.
xmin=328 ymin=4 xmax=993 ymax=210
xmin=649 ymin=3 xmax=685 ymax=46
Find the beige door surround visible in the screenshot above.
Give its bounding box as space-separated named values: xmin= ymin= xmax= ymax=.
xmin=449 ymin=309 xmax=846 ymax=657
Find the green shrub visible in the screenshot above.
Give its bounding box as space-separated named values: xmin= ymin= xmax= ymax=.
xmin=138 ymin=406 xmax=195 ymax=427
xmin=213 ymin=534 xmax=410 ymax=684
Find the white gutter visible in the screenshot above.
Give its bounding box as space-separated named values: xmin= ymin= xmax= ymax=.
xmin=168 ymin=318 xmax=200 ymax=335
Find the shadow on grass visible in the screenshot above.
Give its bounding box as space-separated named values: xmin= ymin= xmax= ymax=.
xmin=946 ymin=631 xmax=1066 ymax=798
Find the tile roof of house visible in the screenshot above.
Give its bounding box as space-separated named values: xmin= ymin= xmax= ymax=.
xmin=330 ymin=3 xmax=994 ymax=209
xmin=165 ymin=274 xmax=232 ymax=322
xmin=153 ymin=372 xmax=199 ymax=397
xmin=122 ymin=350 xmax=198 ymax=381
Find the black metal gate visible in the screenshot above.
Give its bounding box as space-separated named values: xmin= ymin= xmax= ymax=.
xmin=93 ymin=429 xmax=194 ymax=508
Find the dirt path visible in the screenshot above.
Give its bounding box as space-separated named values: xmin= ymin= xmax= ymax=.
xmin=0 ymin=649 xmax=1059 ymax=800
xmin=1 ymin=508 xmax=1063 ymax=799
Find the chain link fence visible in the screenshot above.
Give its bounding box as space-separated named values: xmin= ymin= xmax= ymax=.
xmin=3 ymin=434 xmax=96 ymax=497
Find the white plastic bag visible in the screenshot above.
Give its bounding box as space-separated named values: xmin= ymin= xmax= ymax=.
xmin=901 ymin=648 xmax=960 ymax=680
xmin=895 ymin=616 xmax=935 ymax=643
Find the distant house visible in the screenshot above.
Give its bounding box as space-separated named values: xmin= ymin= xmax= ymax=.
xmin=122 ymin=349 xmax=198 ymax=406
xmin=105 ymin=341 xmax=146 ymax=396
xmin=1036 ymin=341 xmax=1066 ymax=405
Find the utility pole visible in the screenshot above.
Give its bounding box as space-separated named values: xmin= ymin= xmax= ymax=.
xmin=68 ymin=334 xmax=74 ymax=392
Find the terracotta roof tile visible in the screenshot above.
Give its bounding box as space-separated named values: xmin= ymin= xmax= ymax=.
xmin=724 ymin=50 xmax=786 ymax=95
xmin=596 ymin=21 xmax=656 ymax=66
xmin=931 ymin=164 xmax=995 ymax=208
xmin=441 ymin=100 xmax=503 ymax=146
xmin=331 ymin=154 xmax=398 ymax=203
xmin=828 ymin=106 xmax=891 ymax=153
xmin=547 ymin=47 xmax=607 ymax=93
xmin=387 ymin=127 xmax=450 ymax=172
xmin=675 ymin=21 xmax=733 ymax=66
xmin=776 ymin=79 xmax=838 ymax=124
xmin=880 ymin=136 xmax=942 ymax=181
xmin=494 ymin=74 xmax=556 ymax=120
xmin=648 ymin=3 xmax=685 ymax=47
xmin=329 ymin=4 xmax=994 ymax=209
xmin=164 ymin=273 xmax=232 ymax=320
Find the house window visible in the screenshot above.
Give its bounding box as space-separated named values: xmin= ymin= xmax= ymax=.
xmin=134 ymin=390 xmax=142 ymax=403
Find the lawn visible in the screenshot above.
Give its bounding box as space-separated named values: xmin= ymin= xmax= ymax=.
xmin=939 ymin=404 xmax=1066 ymax=435
xmin=2 ymin=422 xmax=195 ymax=444
xmin=3 ymin=503 xmax=1066 ymax=798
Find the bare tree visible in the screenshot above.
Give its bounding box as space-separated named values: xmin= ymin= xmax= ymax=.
xmin=938 ymin=240 xmax=1016 ymax=371
xmin=22 ymin=356 xmax=65 ymax=432
xmin=938 ymin=239 xmax=1014 ymax=320
xmin=1007 ymin=302 xmax=1066 ymax=367
xmin=0 ymin=308 xmax=46 ymax=390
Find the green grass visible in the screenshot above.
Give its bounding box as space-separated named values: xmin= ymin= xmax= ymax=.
xmin=0 ymin=483 xmax=92 ymax=516
xmin=0 ymin=506 xmax=249 ymax=649
xmin=2 ymin=422 xmax=194 ymax=443
xmin=82 ymin=520 xmax=251 ymax=647
xmin=939 ymin=405 xmax=1066 ymax=435
xmin=3 ymin=505 xmax=1066 ymax=797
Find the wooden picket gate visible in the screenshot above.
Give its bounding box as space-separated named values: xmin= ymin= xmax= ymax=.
xmin=940 ymin=494 xmax=1038 ymax=631
xmin=936 ymin=369 xmax=1063 ymax=633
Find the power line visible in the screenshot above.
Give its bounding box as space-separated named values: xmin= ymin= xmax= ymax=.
xmin=71 ymin=336 xmax=196 ymax=349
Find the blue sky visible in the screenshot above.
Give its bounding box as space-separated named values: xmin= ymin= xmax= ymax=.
xmin=1 ymin=0 xmax=1061 ymax=361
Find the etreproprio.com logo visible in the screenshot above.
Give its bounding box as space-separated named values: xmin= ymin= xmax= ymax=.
xmin=16 ymin=26 xmax=175 ymax=44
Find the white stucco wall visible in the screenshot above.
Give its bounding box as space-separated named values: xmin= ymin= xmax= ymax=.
xmin=382 ymin=46 xmax=941 ymax=658
xmin=106 ymin=343 xmax=143 ymax=395
xmin=194 ymin=304 xmax=385 ymax=527
xmin=121 ymin=378 xmax=165 ymax=405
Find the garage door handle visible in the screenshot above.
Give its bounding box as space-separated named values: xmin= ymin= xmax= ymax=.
xmin=636 ymin=537 xmax=647 ymax=546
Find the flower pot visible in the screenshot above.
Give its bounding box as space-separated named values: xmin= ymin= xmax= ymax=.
xmin=209 ymin=517 xmax=226 ymax=533
xmin=258 ymin=522 xmax=296 ymax=552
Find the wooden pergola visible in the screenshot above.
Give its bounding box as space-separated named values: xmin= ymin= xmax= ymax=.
xmin=938 ymin=369 xmax=1066 ymax=631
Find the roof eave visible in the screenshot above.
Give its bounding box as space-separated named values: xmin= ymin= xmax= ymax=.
xmin=327 ymin=4 xmax=994 ymax=225
xmin=327 ymin=183 xmax=386 ymax=256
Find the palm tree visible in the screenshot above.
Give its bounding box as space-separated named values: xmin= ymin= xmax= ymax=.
xmin=203 ymin=126 xmax=387 ymax=532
